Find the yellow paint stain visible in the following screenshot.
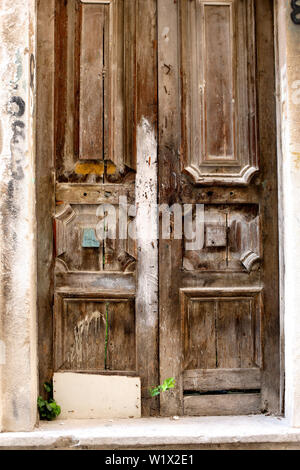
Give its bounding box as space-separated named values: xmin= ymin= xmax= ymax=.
xmin=292 ymin=152 xmax=300 ymax=170
xmin=75 ymin=162 xmax=105 ymax=176
xmin=106 ymin=162 xmax=117 ymax=175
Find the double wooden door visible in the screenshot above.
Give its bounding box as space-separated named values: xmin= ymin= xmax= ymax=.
xmin=39 ymin=0 xmax=280 ymax=417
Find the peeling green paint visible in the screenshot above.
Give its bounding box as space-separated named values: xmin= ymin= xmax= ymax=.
xmin=82 ymin=228 xmax=100 ymax=248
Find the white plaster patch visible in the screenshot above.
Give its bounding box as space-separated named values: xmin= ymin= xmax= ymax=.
xmin=136 ymin=117 xmax=158 ymax=327
xmin=67 ymin=310 xmax=106 ymax=367
xmin=162 ymin=26 xmax=169 ymax=42
xmin=53 ymin=373 xmax=141 ymax=420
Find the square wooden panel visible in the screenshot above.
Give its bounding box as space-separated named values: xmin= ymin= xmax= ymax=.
xmin=181 ymin=288 xmax=262 ymax=372
xmin=55 ymin=204 xmax=137 ymax=273
xmin=54 ymin=293 xmax=136 ymax=373
xmin=183 ymin=204 xmax=260 ymax=273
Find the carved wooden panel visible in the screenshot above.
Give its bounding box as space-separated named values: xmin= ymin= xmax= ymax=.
xmin=181 ymin=288 xmax=262 ymax=372
xmin=55 ymin=0 xmax=137 ymax=182
xmin=54 ymin=294 xmax=136 ymax=372
xmin=79 ymin=3 xmax=109 ymax=160
xmin=183 ymin=204 xmax=260 ymax=272
xmin=55 ymin=204 xmax=136 ymax=273
xmin=181 ymin=0 xmax=258 ymax=185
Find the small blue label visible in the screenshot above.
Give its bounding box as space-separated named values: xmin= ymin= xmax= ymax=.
xmin=82 ymin=228 xmax=100 ymax=248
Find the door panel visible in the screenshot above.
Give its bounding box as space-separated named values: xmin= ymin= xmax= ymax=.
xmin=51 ymin=0 xmax=159 ymax=416
xmin=181 ymin=0 xmax=258 ymax=185
xmin=54 ymin=294 xmax=136 ymax=372
xmin=158 ymin=0 xmax=280 ymax=416
xmin=53 ymin=0 xmax=138 ymax=388
xmin=181 ymin=289 xmax=262 ymax=371
xmin=55 ymin=0 xmax=135 ymax=181
xmin=79 ymin=3 xmax=109 ymax=160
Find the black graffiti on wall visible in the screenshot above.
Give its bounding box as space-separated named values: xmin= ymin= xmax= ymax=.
xmin=10 ymin=96 xmax=25 ymax=118
xmin=291 ymin=0 xmax=300 ymax=24
xmin=9 ymin=96 xmax=26 ymax=180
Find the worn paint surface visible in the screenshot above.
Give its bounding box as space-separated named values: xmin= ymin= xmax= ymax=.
xmin=135 ymin=117 xmax=158 ymax=412
xmin=75 ymin=162 xmax=105 ymax=176
xmin=0 ymin=0 xmax=37 ymax=432
xmin=68 ymin=310 xmax=105 ymax=367
xmin=82 ymin=228 xmax=100 ymax=248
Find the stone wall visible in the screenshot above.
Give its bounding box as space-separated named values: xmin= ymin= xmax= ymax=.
xmin=0 ymin=0 xmax=37 ymax=432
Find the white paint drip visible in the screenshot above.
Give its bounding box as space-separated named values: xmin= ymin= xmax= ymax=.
xmin=67 ymin=310 xmax=106 ymax=368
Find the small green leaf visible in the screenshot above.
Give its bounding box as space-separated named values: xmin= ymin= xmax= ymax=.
xmin=37 ymin=397 xmax=45 ymax=407
xmin=149 ymin=378 xmax=176 ymax=397
xmin=165 ymin=378 xmax=175 ymax=389
xmin=38 ymin=382 xmax=61 ymax=421
xmin=44 ymin=382 xmax=52 ymax=394
xmin=46 ymin=403 xmax=53 ymax=412
xmin=149 ymin=386 xmax=160 ymax=397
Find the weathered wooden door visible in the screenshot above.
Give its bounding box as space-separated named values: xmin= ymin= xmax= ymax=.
xmin=158 ymin=0 xmax=280 ymax=416
xmin=50 ymin=0 xmax=159 ymax=416
xmin=39 ymin=0 xmax=280 ymax=417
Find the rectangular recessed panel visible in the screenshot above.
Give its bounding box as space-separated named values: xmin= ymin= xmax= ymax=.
xmin=183 ymin=368 xmax=261 ymax=393
xmin=55 ymin=297 xmax=136 ymax=372
xmin=106 ymin=300 xmax=136 ymax=371
xmin=217 ymin=299 xmax=256 ymax=369
xmin=184 ymin=393 xmax=261 ymax=417
xmin=79 ymin=4 xmax=109 ymax=160
xmin=183 ymin=299 xmax=216 ymax=370
xmin=61 ymin=299 xmax=106 ymax=371
xmin=204 ymin=4 xmax=235 ymax=160
xmin=180 ymin=0 xmax=258 ymax=184
xmin=182 ymin=292 xmax=261 ymax=375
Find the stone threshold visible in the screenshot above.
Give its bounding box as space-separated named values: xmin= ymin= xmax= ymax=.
xmin=1 ymin=415 xmax=300 ymax=449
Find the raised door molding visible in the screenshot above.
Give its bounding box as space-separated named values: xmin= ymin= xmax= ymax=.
xmin=181 ymin=0 xmax=258 ymax=185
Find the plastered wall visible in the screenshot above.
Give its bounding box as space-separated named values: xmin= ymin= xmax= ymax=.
xmin=276 ymin=0 xmax=300 ymax=427
xmin=0 ymin=0 xmax=37 ymax=432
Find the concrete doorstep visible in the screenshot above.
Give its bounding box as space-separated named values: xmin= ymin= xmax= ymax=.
xmin=0 ymin=416 xmax=300 ymax=450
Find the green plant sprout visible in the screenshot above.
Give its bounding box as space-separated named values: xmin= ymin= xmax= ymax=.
xmin=149 ymin=377 xmax=176 ymax=398
xmin=37 ymin=382 xmax=61 ymax=421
